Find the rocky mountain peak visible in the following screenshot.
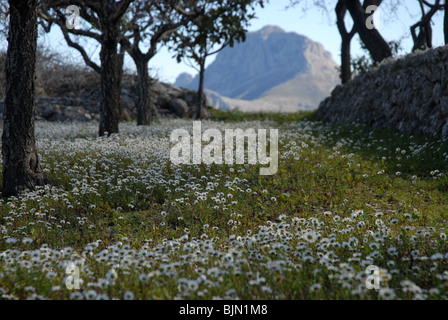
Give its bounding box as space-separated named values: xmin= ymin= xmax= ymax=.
xmin=174 ymin=25 xmax=340 ymax=112
xmin=175 ymin=72 xmax=194 ymax=89
xmin=258 ymin=25 xmax=285 ymax=40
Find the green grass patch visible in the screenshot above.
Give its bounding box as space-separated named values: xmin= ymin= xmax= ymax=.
xmin=0 ymin=116 xmax=447 ymax=300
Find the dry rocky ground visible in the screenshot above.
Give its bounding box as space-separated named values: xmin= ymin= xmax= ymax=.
xmin=0 ymin=75 xmax=209 ymax=124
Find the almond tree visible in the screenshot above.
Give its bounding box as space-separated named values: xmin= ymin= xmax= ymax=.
xmin=289 ymin=0 xmax=396 ymax=82
xmin=335 ymin=0 xmax=356 ymax=83
xmin=445 ymin=0 xmax=448 ymax=43
xmin=2 ymin=0 xmax=50 ymax=197
xmin=118 ymin=0 xmax=202 ymax=125
xmin=39 ymin=0 xmax=132 ymax=136
xmin=40 ymin=1 xmax=201 ymax=127
xmin=167 ymin=0 xmax=264 ymax=119
xmin=342 ymin=0 xmax=392 ymax=63
xmin=411 ymin=0 xmax=443 ymax=51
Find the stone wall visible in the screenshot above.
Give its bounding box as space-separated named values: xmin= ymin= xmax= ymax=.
xmin=316 ymin=46 xmax=448 ymax=139
xmin=0 ymin=76 xmax=209 ymax=122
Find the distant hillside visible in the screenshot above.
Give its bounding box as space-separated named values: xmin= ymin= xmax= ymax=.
xmin=175 ymin=25 xmax=340 ymax=112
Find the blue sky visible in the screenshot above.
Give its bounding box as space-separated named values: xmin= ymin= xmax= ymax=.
xmin=40 ymin=0 xmax=447 ymax=84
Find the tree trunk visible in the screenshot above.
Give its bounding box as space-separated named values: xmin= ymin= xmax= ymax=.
xmin=343 ymin=0 xmax=392 ymax=63
xmin=336 ymin=1 xmax=356 ymax=84
xmin=2 ymin=0 xmax=49 ymax=197
xmin=135 ymin=58 xmax=151 ymax=126
xmin=426 ymin=22 xmax=433 ymax=48
xmin=412 ymin=22 xmax=425 ymax=51
xmin=196 ymin=60 xmax=206 ymax=119
xmin=412 ymin=23 xmax=433 ymax=52
xmin=117 ymin=46 xmax=126 ymax=121
xmin=340 ymin=37 xmax=353 ymax=84
xmin=445 ymin=2 xmax=448 ymax=44
xmin=98 ymin=19 xmax=121 ymax=136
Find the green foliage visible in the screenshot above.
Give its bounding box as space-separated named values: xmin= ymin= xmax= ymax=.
xmin=209 ymin=109 xmax=316 ymax=123
xmin=166 ymin=0 xmax=265 ymax=68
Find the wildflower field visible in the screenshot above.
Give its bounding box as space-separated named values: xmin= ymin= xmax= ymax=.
xmin=0 ymin=111 xmax=447 ymax=300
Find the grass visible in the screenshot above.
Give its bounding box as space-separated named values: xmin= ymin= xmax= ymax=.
xmin=0 ymin=112 xmax=447 ymax=300
xmin=207 ymin=108 xmax=316 ymax=123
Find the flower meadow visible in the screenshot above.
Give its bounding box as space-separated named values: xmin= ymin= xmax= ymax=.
xmin=0 ymin=114 xmax=447 ymax=300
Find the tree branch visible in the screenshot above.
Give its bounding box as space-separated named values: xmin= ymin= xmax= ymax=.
xmin=59 ymin=22 xmax=101 ymax=73
xmin=110 ymin=0 xmax=132 ymax=24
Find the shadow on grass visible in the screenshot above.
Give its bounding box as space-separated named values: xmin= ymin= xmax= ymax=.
xmin=208 ymin=108 xmax=316 ymax=124
xmin=211 ymin=109 xmax=448 ymax=192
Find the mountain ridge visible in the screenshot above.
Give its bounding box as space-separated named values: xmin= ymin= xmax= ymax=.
xmin=175 ymin=25 xmax=340 ymax=112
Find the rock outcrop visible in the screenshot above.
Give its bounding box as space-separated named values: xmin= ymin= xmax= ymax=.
xmin=0 ymin=75 xmax=209 ymax=122
xmin=316 ymin=46 xmax=448 ymax=139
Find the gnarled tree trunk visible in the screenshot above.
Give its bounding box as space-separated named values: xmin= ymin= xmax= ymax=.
xmin=336 ymin=0 xmax=356 ymax=84
xmin=99 ymin=23 xmax=121 ymax=136
xmin=2 ymin=0 xmax=49 ymax=197
xmin=340 ymin=36 xmax=353 ymax=83
xmin=445 ymin=2 xmax=448 ymax=44
xmin=117 ymin=45 xmax=126 ymax=121
xmin=135 ymin=58 xmax=151 ymax=126
xmin=196 ymin=59 xmax=206 ymax=119
xmin=343 ymin=0 xmax=392 ymax=63
xmin=411 ymin=0 xmax=440 ymax=52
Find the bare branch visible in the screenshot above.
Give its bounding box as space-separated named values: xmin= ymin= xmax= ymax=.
xmin=59 ymin=21 xmax=101 ymax=73
xmin=110 ymin=0 xmax=133 ymax=23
